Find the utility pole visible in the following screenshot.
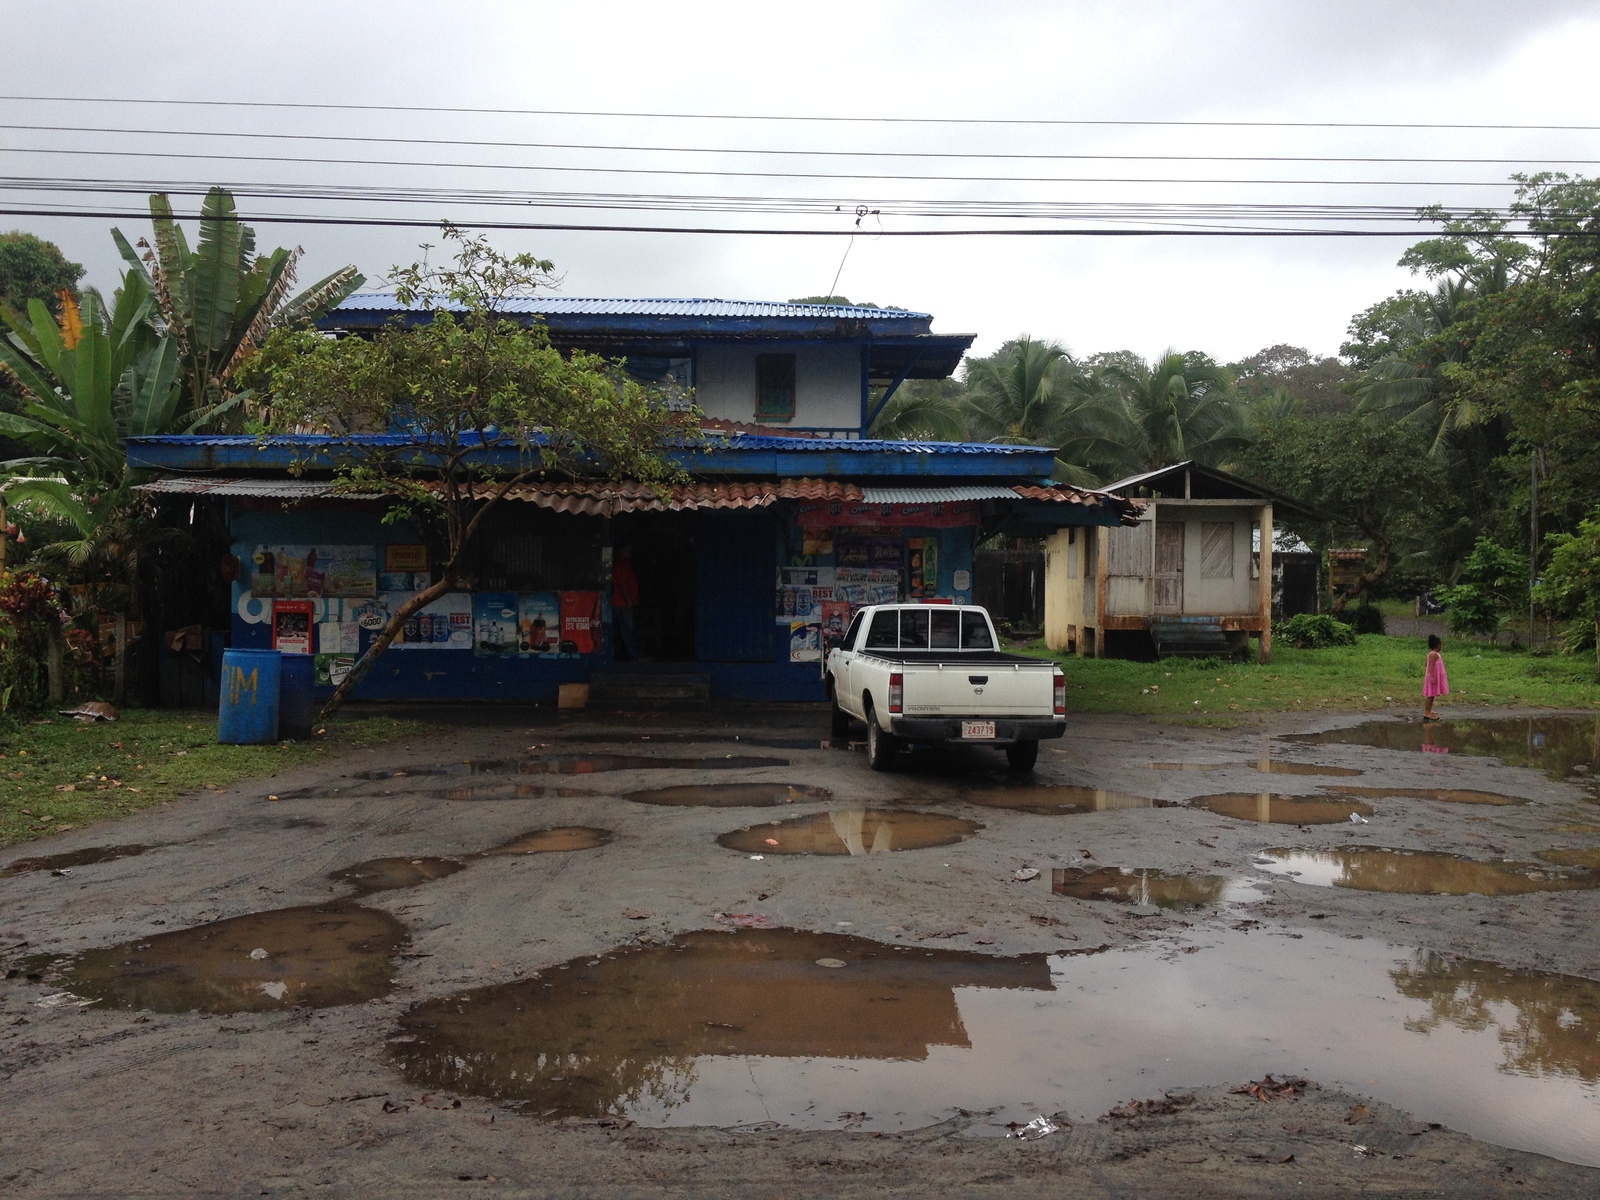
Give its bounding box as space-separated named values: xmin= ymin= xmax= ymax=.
xmin=1529 ymin=450 xmax=1542 ymax=649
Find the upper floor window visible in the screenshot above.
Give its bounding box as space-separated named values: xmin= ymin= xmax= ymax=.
xmin=755 ymin=353 xmax=796 ymax=420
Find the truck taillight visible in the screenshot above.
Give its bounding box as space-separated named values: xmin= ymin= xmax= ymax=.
xmin=888 ymin=672 xmax=904 ymax=714
xmin=1053 ymin=672 xmax=1066 ymax=715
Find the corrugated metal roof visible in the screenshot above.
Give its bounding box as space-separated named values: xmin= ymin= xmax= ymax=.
xmin=134 ymin=478 xmax=386 ymax=499
xmin=333 ymin=294 xmax=931 ymax=320
xmin=126 ymin=432 xmax=1050 ymax=457
xmin=861 ymin=485 xmax=1023 ymax=504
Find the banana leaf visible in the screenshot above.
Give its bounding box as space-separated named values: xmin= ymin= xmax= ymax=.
xmin=192 ymin=186 xmax=244 ymax=374
xmin=122 ymin=338 xmax=183 ymax=437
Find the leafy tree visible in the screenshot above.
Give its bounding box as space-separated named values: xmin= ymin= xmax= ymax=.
xmin=1438 ymin=537 xmax=1527 ymax=641
xmin=246 ymin=228 xmax=694 ymax=716
xmin=1341 ymin=290 xmax=1430 ymax=370
xmin=1537 ymin=507 xmax=1600 ymax=662
xmin=0 ymin=231 xmax=84 ymax=318
xmin=1243 ymin=414 xmax=1443 ymax=611
xmin=1228 ymin=344 xmax=1353 ymax=415
xmin=113 ymin=187 xmax=364 ymax=425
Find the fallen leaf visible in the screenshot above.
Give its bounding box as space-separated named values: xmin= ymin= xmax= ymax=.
xmin=1345 ymin=1103 xmax=1372 ymax=1125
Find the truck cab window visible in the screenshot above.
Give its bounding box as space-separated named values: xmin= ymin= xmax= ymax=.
xmin=842 ymin=610 xmax=864 ymax=650
xmin=865 ymin=610 xmax=899 ymax=649
xmin=929 ymin=609 xmax=960 ymax=649
xmin=960 ymin=610 xmax=994 ymax=649
xmin=900 ymin=608 xmax=930 ymax=648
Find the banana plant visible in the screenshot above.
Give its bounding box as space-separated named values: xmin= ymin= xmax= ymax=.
xmin=0 ymin=280 xmax=183 ymax=487
xmin=114 ymin=187 xmax=364 ymax=424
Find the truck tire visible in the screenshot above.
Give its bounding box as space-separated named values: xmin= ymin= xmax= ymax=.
xmin=865 ymin=705 xmax=898 ymax=772
xmin=1006 ymin=739 xmax=1040 ymax=772
xmin=827 ymin=680 xmax=851 ymax=737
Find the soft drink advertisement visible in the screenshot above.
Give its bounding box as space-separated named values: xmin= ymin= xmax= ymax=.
xmin=518 ymin=593 xmax=562 ymax=654
xmin=473 ymin=592 xmax=520 ymax=657
xmin=250 ymin=545 xmax=377 ymax=597
xmin=386 ymin=592 xmax=472 ymax=649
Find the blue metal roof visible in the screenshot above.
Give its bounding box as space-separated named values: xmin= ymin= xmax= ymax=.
xmin=125 ymin=433 xmax=1057 ymax=481
xmin=333 ymin=294 xmax=932 ymax=321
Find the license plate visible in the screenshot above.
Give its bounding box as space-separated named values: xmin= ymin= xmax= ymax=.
xmin=961 ymin=721 xmax=996 ymax=740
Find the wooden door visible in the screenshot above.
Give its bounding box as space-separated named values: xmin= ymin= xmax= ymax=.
xmin=1154 ymin=521 xmax=1185 ymax=613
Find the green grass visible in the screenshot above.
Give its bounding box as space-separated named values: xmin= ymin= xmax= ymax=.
xmin=1019 ymin=634 xmax=1600 ymax=718
xmin=0 ymin=710 xmax=422 ymax=850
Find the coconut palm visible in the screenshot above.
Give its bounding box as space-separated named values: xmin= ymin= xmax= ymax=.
xmin=1091 ymin=350 xmax=1252 ymax=476
xmin=867 ymin=378 xmax=968 ymax=441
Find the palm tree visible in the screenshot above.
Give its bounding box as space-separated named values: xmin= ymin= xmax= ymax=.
xmin=867 ymin=378 xmax=968 ymax=441
xmin=1092 ymin=350 xmax=1252 ymax=477
xmin=962 ymin=337 xmax=1076 ymax=444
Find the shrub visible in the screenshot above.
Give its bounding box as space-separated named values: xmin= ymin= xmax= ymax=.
xmin=1439 ymin=537 xmax=1527 ymax=640
xmin=1279 ymin=613 xmax=1358 ymax=649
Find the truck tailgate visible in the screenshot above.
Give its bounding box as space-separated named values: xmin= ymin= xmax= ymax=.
xmin=902 ymin=660 xmax=1056 ymax=716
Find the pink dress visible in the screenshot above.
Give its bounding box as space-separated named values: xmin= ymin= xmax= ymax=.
xmin=1423 ymin=652 xmax=1449 ymax=698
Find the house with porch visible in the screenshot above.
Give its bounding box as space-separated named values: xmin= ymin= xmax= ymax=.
xmin=129 ymin=297 xmax=1138 ymax=705
xmin=1043 ymin=461 xmax=1296 ymax=663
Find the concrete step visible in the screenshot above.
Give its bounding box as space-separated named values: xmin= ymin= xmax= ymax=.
xmin=587 ymin=671 xmax=712 ymax=709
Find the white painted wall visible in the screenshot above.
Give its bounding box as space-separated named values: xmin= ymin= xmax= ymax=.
xmin=694 ymin=342 xmax=861 ymax=429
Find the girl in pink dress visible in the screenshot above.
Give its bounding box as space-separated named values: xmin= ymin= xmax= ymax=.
xmin=1423 ymin=633 xmax=1449 ymax=721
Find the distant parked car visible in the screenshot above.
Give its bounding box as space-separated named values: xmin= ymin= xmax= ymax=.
xmin=1417 ymin=592 xmax=1447 ymax=616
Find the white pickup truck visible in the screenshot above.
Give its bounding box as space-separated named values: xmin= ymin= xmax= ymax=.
xmin=824 ymin=603 xmax=1066 ymax=772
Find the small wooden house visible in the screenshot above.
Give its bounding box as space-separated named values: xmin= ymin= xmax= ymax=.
xmin=1044 ymin=462 xmax=1291 ymax=662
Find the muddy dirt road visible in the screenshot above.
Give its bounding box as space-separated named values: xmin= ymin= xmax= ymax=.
xmin=3 ymin=706 xmax=1598 ymax=1197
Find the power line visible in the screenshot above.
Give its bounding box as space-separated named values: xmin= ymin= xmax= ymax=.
xmin=3 ymin=122 xmax=1596 ymax=166
xmin=0 ymin=143 xmax=1537 ymax=188
xmin=4 ymin=205 xmax=1589 ymax=238
xmin=2 ymin=94 xmax=1597 ymax=133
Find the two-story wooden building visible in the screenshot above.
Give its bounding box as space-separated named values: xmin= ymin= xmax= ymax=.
xmin=130 ymin=297 xmax=1138 ymax=704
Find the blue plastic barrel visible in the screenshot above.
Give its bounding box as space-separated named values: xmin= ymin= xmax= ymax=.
xmin=278 ymin=653 xmax=316 ymax=741
xmin=218 ymin=648 xmax=282 ymax=745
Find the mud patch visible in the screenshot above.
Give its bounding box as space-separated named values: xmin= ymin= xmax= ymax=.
xmin=955 ymin=786 xmax=1161 ymax=815
xmin=1288 ymin=715 xmax=1600 ymax=779
xmin=717 ymin=809 xmax=980 ymax=855
xmin=382 ymin=926 xmax=1600 ymax=1163
xmin=328 ymin=857 xmax=467 ymax=896
xmin=625 ymin=783 xmax=832 ymax=808
xmin=3 ymin=844 xmax=152 ymax=874
xmin=35 ymin=903 xmax=408 ymax=1013
xmin=1325 ymin=785 xmax=1527 ymax=806
xmin=1189 ymin=793 xmax=1376 ymax=825
xmin=1254 ymin=848 xmax=1600 ymax=895
xmin=1149 ymin=761 xmax=1362 ymax=777
xmin=436 ymin=783 xmax=591 ymax=802
xmin=482 ymin=827 xmax=614 ymax=855
xmin=1537 ymin=847 xmax=1600 ymax=870
xmin=1051 ymin=866 xmax=1258 ymax=909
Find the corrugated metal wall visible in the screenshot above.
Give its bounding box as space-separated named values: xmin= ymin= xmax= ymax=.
xmin=695 ymin=510 xmax=780 ymax=662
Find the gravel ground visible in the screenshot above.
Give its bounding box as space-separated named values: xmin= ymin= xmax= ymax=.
xmin=2 ymin=703 xmax=1597 ymax=1198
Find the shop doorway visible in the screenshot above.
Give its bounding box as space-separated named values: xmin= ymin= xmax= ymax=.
xmin=612 ymin=513 xmax=697 ymax=660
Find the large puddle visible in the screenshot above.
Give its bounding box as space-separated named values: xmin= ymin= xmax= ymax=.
xmin=482 ymin=827 xmax=614 ymax=855
xmin=1288 ymin=715 xmax=1600 ymax=779
xmin=33 ymin=903 xmax=408 ymax=1013
xmin=1254 ymin=848 xmax=1600 ymax=896
xmin=625 ymin=783 xmax=832 ymax=808
xmin=717 ymin=810 xmax=981 ymax=855
xmin=1051 ymin=867 xmax=1260 ymax=909
xmin=953 ymin=786 xmax=1162 ymax=815
xmin=1325 ymin=785 xmax=1527 ymax=806
xmin=3 ymin=844 xmax=153 ymax=874
xmin=383 ymin=926 xmax=1600 ymax=1165
xmin=1149 ymin=760 xmax=1362 ymax=777
xmin=1188 ymin=793 xmax=1376 ymax=825
xmin=328 ymin=857 xmax=467 ymax=896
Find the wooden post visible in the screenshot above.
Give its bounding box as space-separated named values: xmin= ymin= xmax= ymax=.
xmin=47 ymin=634 xmax=64 ymax=704
xmin=1095 ymin=525 xmax=1109 ymax=659
xmin=1259 ymin=504 xmax=1274 ymax=664
xmin=113 ymin=614 xmax=127 ymax=707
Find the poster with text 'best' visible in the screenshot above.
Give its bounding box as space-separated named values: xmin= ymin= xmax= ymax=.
xmin=385 ymin=592 xmax=472 ymax=649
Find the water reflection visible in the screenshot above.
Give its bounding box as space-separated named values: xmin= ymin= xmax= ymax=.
xmin=3 ymin=844 xmax=152 ymax=874
xmin=328 ymin=857 xmax=467 ymax=896
xmin=1051 ymin=866 xmax=1258 ymax=908
xmin=1254 ymin=848 xmax=1599 ymax=896
xmin=955 ymin=786 xmax=1161 ymax=815
xmin=1148 ymin=761 xmax=1362 ymax=777
xmin=625 ymin=783 xmax=832 ymax=808
xmin=717 ymin=810 xmax=980 ymax=855
xmin=1326 ymin=786 xmax=1526 ymax=806
xmin=1287 ymin=716 xmax=1600 ymax=780
xmin=1392 ymin=951 xmax=1600 ymax=1083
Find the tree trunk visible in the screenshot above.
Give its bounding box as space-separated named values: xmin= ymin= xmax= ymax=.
xmin=113 ymin=614 xmax=127 ymax=707
xmin=1328 ymin=535 xmax=1391 ymax=615
xmin=318 ymin=575 xmax=460 ymax=719
xmin=46 ymin=634 xmax=64 ymax=704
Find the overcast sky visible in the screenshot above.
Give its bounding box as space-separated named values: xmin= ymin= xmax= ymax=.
xmin=3 ymin=0 xmax=1598 ymax=362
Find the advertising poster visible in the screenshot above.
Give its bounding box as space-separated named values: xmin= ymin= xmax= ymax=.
xmin=789 ymin=620 xmax=822 ymax=663
xmin=316 ymin=620 xmax=361 ymax=655
xmin=776 ymin=567 xmax=836 ymax=624
xmin=385 ymin=544 xmax=428 ymax=571
xmin=473 ymin=592 xmax=520 ymax=657
xmin=251 ymin=546 xmax=377 ymax=598
xmin=518 ymin=592 xmax=561 ymax=655
xmin=836 ymin=567 xmax=901 ymax=610
xmin=820 ymin=600 xmax=851 ymax=642
xmin=313 ymin=654 xmax=357 ymax=687
xmin=387 ymin=592 xmax=471 ymax=649
xmin=271 ymin=600 xmax=315 ymax=653
xmin=560 ymin=591 xmax=603 ymax=655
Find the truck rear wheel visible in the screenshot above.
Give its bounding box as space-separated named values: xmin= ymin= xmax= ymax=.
xmin=1006 ymin=739 xmax=1039 ymax=772
xmin=865 ymin=706 xmax=898 ymax=772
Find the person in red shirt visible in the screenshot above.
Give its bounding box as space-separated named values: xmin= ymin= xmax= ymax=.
xmin=612 ymin=544 xmax=643 ymax=660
